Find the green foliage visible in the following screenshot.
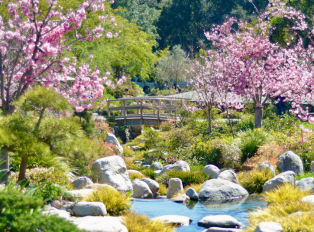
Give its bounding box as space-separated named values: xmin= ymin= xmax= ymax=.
xmin=85 ymin=185 xmax=131 ymax=216
xmin=0 ymin=189 xmax=83 ymax=232
xmin=235 ymin=114 xmax=255 ymax=132
xmin=296 ymin=172 xmax=314 ymax=181
xmin=238 ymin=129 xmax=268 ymax=164
xmin=192 ymin=137 xmax=241 ymax=168
xmin=238 ymin=169 xmax=274 ymax=194
xmin=160 ymin=121 xmax=174 ymax=132
xmin=140 ymin=168 xmax=157 ymax=180
xmin=263 ymin=114 xmax=300 ymax=132
xmin=156 ymin=170 xmax=209 ymax=187
xmin=168 ymin=127 xmax=193 ymax=150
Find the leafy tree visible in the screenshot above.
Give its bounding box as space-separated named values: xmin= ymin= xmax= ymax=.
xmin=155 ymin=45 xmax=189 ymax=89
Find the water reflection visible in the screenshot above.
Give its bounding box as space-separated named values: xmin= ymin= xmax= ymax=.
xmin=131 ymin=195 xmax=266 ymax=232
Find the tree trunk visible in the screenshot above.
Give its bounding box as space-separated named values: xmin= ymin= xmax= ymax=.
xmin=207 ymin=107 xmax=212 ymax=134
xmin=18 ymin=155 xmax=28 ymax=182
xmin=116 ymin=66 xmax=121 ymax=78
xmin=255 ymin=107 xmax=263 ymax=128
xmin=0 ymin=150 xmax=9 ymax=184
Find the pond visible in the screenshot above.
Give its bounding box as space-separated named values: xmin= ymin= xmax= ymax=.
xmin=131 ymin=196 xmax=267 ymax=232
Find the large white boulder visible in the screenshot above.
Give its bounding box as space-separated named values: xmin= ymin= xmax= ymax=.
xmin=198 ymin=179 xmax=248 ymax=200
xmin=72 ymin=202 xmax=107 ymax=216
xmin=151 ymin=215 xmax=192 ymax=226
xmin=72 ymin=176 xmax=93 ymax=189
xmin=277 ymin=151 xmax=304 ymax=174
xmin=301 ymin=195 xmax=314 ymax=204
xmin=92 ymin=156 xmax=132 ymax=192
xmin=69 ymin=216 xmax=128 ymax=232
xmin=159 ymin=161 xmax=190 ymax=175
xmin=263 ymin=171 xmax=295 ymax=192
xmin=141 ymin=178 xmax=159 ymax=194
xmin=42 ymin=206 xmax=70 ymax=219
xmin=167 ymin=178 xmax=184 ymax=198
xmin=198 ymin=215 xmax=242 ymax=228
xmin=150 ymin=162 xmax=163 ymax=170
xmin=253 ymin=222 xmax=283 ymax=232
xmin=132 ymin=179 xmax=153 ymax=198
xmin=218 ymin=170 xmax=239 ymax=184
xmin=106 ymin=133 xmax=123 ymax=155
xmin=203 ymin=164 xmax=220 ymax=178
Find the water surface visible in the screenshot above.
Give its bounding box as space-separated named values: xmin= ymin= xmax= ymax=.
xmin=131 ymin=196 xmax=266 ymax=232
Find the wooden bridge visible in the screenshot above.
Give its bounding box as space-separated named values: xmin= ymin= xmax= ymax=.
xmin=107 ymin=96 xmax=184 ymax=126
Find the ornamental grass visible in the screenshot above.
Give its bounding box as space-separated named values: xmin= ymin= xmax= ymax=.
xmin=184 ymin=183 xmax=202 ymax=193
xmin=84 ymin=185 xmax=131 ymax=216
xmin=238 ymin=168 xmax=274 ymax=194
xmin=245 ymin=183 xmax=314 ymax=232
xmin=158 ymin=183 xmax=167 ymax=195
xmin=122 ymin=211 xmax=175 ymax=232
xmin=264 ymin=183 xmax=312 ymax=205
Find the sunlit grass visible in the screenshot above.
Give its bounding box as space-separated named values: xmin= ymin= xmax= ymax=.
xmin=184 ymin=183 xmax=202 ymax=193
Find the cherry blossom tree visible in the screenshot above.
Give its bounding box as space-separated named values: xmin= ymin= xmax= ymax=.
xmin=203 ymin=3 xmax=308 ymax=128
xmin=189 ymin=52 xmax=243 ymax=135
xmin=0 ymin=0 xmax=126 ymax=115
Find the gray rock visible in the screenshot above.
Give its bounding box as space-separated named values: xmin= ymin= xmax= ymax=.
xmin=277 ymin=151 xmax=304 ymax=174
xmin=67 ymin=189 xmax=94 ymax=201
xmin=204 ymin=227 xmax=242 ymax=232
xmin=130 ymin=146 xmax=138 ymax=151
xmin=85 ymin=183 xmax=118 ymax=191
xmin=69 ymin=216 xmax=128 ymax=232
xmin=186 ymin=187 xmax=199 ymax=200
xmin=154 ymin=170 xmax=162 ymax=175
xmin=198 ymin=179 xmax=248 ymax=200
xmin=263 ymin=171 xmax=295 ymax=192
xmin=92 ymin=156 xmax=132 ymax=192
xmin=301 ymin=195 xmax=314 ymax=204
xmin=167 ymin=178 xmax=184 ymax=198
xmin=160 ymin=161 xmax=190 ymax=175
xmin=152 ymin=215 xmax=192 ymax=226
xmin=170 ymin=194 xmax=190 ymax=203
xmin=42 ymin=207 xmax=70 ymax=219
xmin=139 ymin=138 xmax=146 ymax=143
xmin=132 ymin=179 xmax=153 ymax=198
xmin=51 ymin=200 xmax=63 ymax=209
xmin=257 ymin=162 xmax=276 ymax=175
xmin=72 ymin=176 xmax=93 ymax=189
xmin=254 ymin=222 xmax=283 ymax=232
xmin=203 ymin=165 xmax=220 ymax=178
xmin=106 ymin=132 xmax=123 ymax=155
xmin=141 ymin=178 xmax=159 ymax=194
xmin=218 ymin=170 xmax=239 ymax=184
xmin=296 ymin=177 xmax=314 ymax=191
xmin=150 ymin=162 xmax=163 ymax=170
xmin=142 ymin=164 xmax=150 ymax=169
xmin=198 ymin=215 xmax=242 ymax=228
xmin=72 ymin=202 xmax=107 ymax=216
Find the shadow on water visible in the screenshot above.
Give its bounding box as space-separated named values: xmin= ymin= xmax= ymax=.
xmin=131 ymin=195 xmax=266 ymax=232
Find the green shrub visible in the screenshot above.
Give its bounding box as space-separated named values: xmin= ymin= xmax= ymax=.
xmin=160 ymin=121 xmax=174 ymax=131
xmin=238 ymin=169 xmax=274 ymax=194
xmin=156 ymin=170 xmax=209 ymax=187
xmin=140 ymin=169 xmax=158 ymax=180
xmin=85 ymin=185 xmax=131 ymax=216
xmin=296 ymin=172 xmax=314 ymax=181
xmin=0 ymin=189 xmax=83 ymax=232
xmin=235 ymin=114 xmax=254 ymax=132
xmin=238 ymin=129 xmax=268 ymax=164
xmin=192 ymin=137 xmax=241 ymax=168
xmin=168 ymin=128 xmax=193 ymax=150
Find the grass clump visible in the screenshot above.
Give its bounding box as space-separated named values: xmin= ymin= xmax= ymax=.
xmin=85 ymin=185 xmax=131 ymax=216
xmin=264 ymin=183 xmax=312 ymax=205
xmin=245 ymin=201 xmax=314 ymax=232
xmin=123 ymin=211 xmax=175 ymax=232
xmin=158 ymin=183 xmax=167 ymax=195
xmin=184 ymin=183 xmax=202 ymax=193
xmin=129 ymin=172 xmax=145 ymax=181
xmin=296 ymin=172 xmax=314 ymax=180
xmin=156 ymin=170 xmax=209 ymax=187
xmin=238 ymin=169 xmax=274 ymax=194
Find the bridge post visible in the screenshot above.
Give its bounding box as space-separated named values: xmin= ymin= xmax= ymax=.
xmin=136 ymin=100 xmax=139 ymax=114
xmin=175 ymin=106 xmax=177 ymax=122
xmin=157 ymin=100 xmax=160 ymax=125
xmin=123 ymin=100 xmax=127 ymax=125
xmin=140 ymin=100 xmax=143 ymax=124
xmin=107 ymin=101 xmax=110 ymax=117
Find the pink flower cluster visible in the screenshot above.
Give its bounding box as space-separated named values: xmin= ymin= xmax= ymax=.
xmin=0 ymin=0 xmax=124 ymax=113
